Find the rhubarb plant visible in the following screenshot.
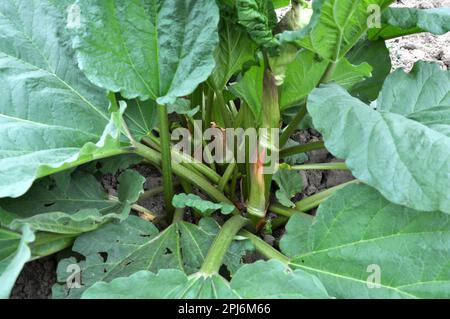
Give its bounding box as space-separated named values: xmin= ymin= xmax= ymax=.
xmin=0 ymin=0 xmax=449 ymax=299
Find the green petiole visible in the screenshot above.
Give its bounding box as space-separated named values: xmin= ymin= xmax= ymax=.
xmin=133 ymin=142 xmax=238 ymax=214
xmin=295 ymin=180 xmax=360 ymax=211
xmin=280 ymin=141 xmax=325 ymax=158
xmin=201 ymin=215 xmax=249 ymax=275
xmin=269 ymin=203 xmax=312 ymax=218
xmin=279 ymin=103 xmax=307 ymax=148
xmin=157 ymin=104 xmax=175 ymax=220
xmin=283 ymin=162 xmax=349 ymax=171
xmin=240 ymin=230 xmax=290 ymax=265
xmin=218 ymin=161 xmax=237 ymax=192
xmin=142 ymin=135 xmax=223 ymax=186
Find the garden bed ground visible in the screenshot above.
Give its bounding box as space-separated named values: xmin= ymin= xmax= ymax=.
xmin=11 ymin=0 xmax=450 ymax=299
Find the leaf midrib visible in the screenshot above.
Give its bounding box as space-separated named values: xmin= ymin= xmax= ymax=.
xmin=0 ymin=51 xmax=110 ymax=123
xmin=291 ymin=229 xmax=450 ymax=299
xmin=300 ymin=229 xmax=450 ymax=259
xmin=0 ymin=114 xmax=100 ymax=139
xmin=110 ymin=2 xmax=157 ymax=99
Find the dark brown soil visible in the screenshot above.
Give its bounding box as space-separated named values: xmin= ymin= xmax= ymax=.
xmin=11 ymin=257 xmax=56 ymax=299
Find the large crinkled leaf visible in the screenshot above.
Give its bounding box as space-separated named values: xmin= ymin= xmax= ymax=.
xmin=0 ymin=170 xmax=145 ymax=235
xmin=0 ymin=0 xmax=130 ymax=199
xmin=377 ymin=61 xmax=450 ymax=177
xmin=347 ymin=39 xmax=392 ymax=102
xmin=73 ymin=0 xmax=219 ymax=105
xmin=209 ymin=18 xmax=257 ymax=91
xmin=173 ymin=194 xmax=235 ymax=217
xmin=0 ymin=225 xmax=34 ymax=299
xmin=377 ymin=62 xmax=450 ymax=138
xmin=279 ymin=0 xmax=393 ymax=61
xmin=236 ymin=0 xmax=279 ymax=52
xmin=308 ymin=83 xmax=450 ymax=214
xmin=369 ymin=7 xmax=450 ymax=40
xmin=287 ymin=184 xmax=450 ymax=299
xmin=378 ymin=62 xmax=450 ymax=116
xmin=407 ymin=107 xmax=450 ymax=138
xmin=280 ymin=50 xmax=372 ymax=109
xmin=81 ymin=260 xmax=330 ymax=299
xmin=53 ymin=216 xmax=253 ymax=298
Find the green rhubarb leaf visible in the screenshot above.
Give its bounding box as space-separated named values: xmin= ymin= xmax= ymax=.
xmin=288 ymin=183 xmax=450 ymax=299
xmin=235 ymin=49 xmax=372 ymax=113
xmin=209 ymin=18 xmax=257 ymax=91
xmin=53 ymin=216 xmax=252 ymax=299
xmin=230 ymin=260 xmax=329 ymax=298
xmin=236 ymin=0 xmax=280 ymax=53
xmin=0 ymin=0 xmax=130 ymax=199
xmin=407 ymin=107 xmax=450 ymax=138
xmin=273 ymin=168 xmax=303 ymax=208
xmin=0 ymin=170 xmax=145 ymax=235
xmin=230 ymin=62 xmax=265 ymax=120
xmin=81 ymin=260 xmax=330 ymax=299
xmin=123 ymin=97 xmax=194 ymax=142
xmin=173 ymin=194 xmax=235 ymax=217
xmin=377 ymin=62 xmax=450 ymax=138
xmin=280 ymin=50 xmax=372 ymax=109
xmin=378 ymin=62 xmax=450 ymax=120
xmin=308 ymin=81 xmax=450 ymax=214
xmin=327 ymin=58 xmax=372 ymax=92
xmin=167 ymin=99 xmax=200 ymax=118
xmin=279 ymin=51 xmax=327 ymax=109
xmin=347 ymin=39 xmax=392 ymax=102
xmin=82 ymin=270 xmax=238 ymax=299
xmin=230 ymin=54 xmax=372 ymax=118
xmin=369 ymin=7 xmax=450 ymax=40
xmin=95 ymin=155 xmax=143 ymax=175
xmin=72 ymin=0 xmax=219 ymax=105
xmin=0 ymin=225 xmax=34 ymax=299
xmin=279 ymin=0 xmax=393 ymax=61
xmin=279 ymin=213 xmax=313 ymax=257
xmin=123 ymin=99 xmax=158 ymax=141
